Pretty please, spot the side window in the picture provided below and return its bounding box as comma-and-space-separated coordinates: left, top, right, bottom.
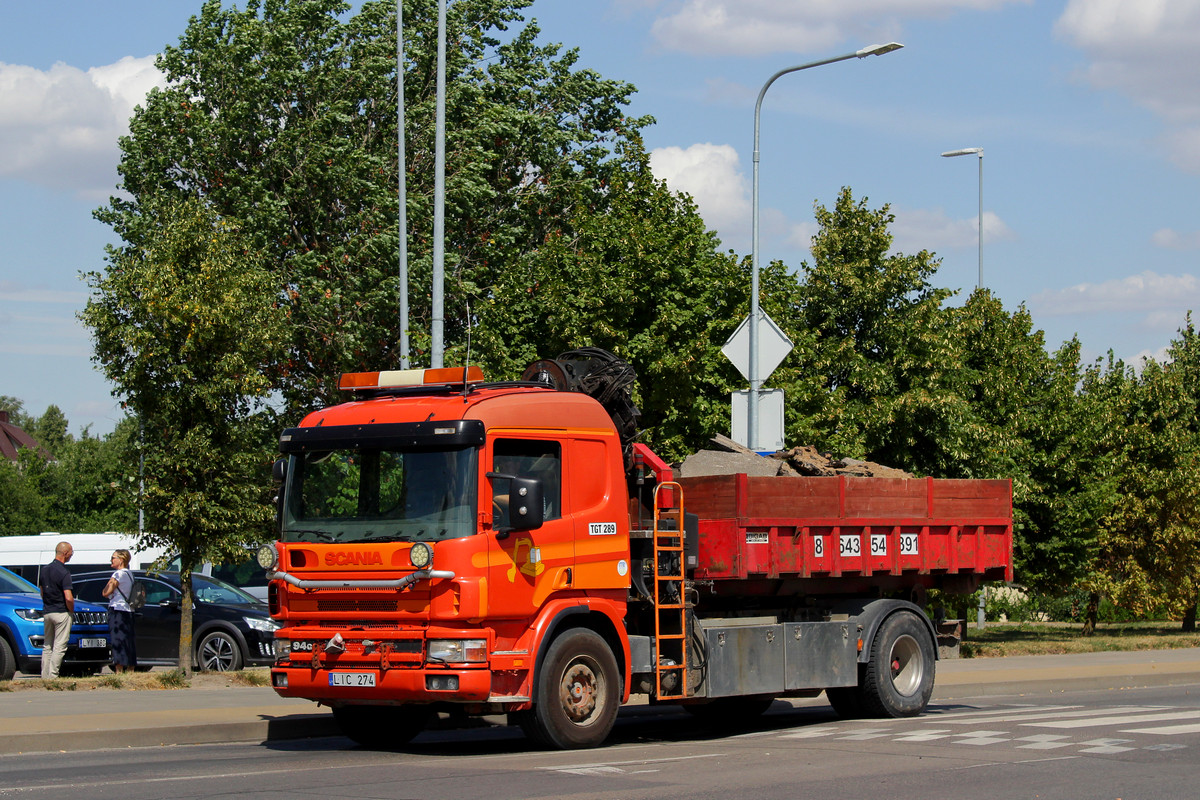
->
73, 579, 106, 604
143, 580, 176, 606
492, 439, 561, 524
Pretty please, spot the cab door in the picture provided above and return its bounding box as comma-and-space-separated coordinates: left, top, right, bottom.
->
486, 437, 574, 619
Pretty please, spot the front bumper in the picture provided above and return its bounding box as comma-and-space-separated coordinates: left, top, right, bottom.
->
271, 663, 492, 702
269, 626, 499, 704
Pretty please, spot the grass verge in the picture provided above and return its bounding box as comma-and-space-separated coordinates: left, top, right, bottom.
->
0, 667, 273, 691
960, 621, 1200, 658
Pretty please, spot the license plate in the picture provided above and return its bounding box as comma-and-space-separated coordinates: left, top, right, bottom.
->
328, 672, 376, 687
80, 638, 107, 648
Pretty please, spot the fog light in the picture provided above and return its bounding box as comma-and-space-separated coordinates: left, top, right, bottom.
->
426, 675, 459, 691
257, 543, 279, 570
272, 671, 289, 688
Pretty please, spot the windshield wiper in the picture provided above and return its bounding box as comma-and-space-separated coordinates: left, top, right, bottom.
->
355, 530, 423, 543
287, 528, 338, 542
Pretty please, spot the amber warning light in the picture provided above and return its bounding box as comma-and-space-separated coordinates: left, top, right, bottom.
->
339, 366, 485, 391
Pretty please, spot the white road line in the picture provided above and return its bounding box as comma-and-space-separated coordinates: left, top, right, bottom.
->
1078, 738, 1135, 754
1121, 722, 1200, 735
936, 706, 1166, 725
539, 752, 726, 772
1024, 710, 1200, 729
924, 705, 1081, 721
1015, 734, 1073, 750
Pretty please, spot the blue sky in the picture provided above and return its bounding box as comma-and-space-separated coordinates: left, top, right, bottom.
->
3, 0, 1200, 437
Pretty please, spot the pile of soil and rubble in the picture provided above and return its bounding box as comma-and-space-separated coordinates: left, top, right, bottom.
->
676, 434, 914, 480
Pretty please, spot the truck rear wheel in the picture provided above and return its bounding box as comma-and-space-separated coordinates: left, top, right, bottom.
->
332, 704, 431, 749
860, 611, 935, 718
524, 628, 620, 749
825, 686, 865, 719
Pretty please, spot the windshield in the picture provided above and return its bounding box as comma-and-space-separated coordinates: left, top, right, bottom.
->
0, 567, 36, 594
282, 446, 477, 544
193, 574, 260, 605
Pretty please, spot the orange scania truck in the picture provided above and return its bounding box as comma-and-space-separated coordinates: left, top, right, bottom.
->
259, 348, 1012, 749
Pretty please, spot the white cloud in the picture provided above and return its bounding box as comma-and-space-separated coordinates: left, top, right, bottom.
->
651, 0, 1029, 56
0, 283, 90, 305
1056, 1, 1200, 172
890, 207, 1014, 254
1151, 227, 1200, 250
649, 142, 750, 236
0, 55, 163, 198
1029, 271, 1200, 317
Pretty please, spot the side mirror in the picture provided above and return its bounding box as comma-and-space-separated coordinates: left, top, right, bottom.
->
486, 472, 545, 538
272, 458, 288, 483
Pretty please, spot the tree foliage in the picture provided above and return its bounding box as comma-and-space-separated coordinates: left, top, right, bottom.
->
99, 0, 649, 420
82, 196, 286, 673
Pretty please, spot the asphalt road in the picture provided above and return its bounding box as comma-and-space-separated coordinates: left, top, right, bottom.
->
2, 683, 1199, 800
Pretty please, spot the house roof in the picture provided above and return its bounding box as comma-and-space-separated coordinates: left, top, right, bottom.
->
0, 410, 47, 461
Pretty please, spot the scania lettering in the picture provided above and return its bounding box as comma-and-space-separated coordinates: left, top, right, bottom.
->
264, 352, 1012, 749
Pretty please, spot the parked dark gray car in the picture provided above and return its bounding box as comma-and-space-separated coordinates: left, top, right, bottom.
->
72, 571, 278, 671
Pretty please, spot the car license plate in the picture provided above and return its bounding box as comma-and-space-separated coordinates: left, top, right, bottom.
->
328, 672, 376, 687
80, 638, 107, 648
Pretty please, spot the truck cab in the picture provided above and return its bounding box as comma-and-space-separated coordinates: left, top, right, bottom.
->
264, 367, 635, 747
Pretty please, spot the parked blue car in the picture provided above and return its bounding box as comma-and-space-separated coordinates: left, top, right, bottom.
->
0, 565, 110, 680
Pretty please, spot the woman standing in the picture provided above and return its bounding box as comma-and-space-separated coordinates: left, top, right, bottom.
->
102, 549, 137, 673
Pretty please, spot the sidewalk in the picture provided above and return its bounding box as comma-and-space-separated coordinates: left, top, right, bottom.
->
2, 648, 1199, 755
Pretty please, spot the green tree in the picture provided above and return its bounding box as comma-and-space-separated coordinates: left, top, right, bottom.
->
98, 0, 650, 422
473, 139, 766, 458
1080, 325, 1200, 631
0, 452, 49, 536
789, 188, 959, 472
82, 197, 286, 674
32, 406, 71, 458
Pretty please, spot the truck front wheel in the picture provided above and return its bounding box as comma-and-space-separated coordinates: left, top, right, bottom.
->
524, 628, 620, 749
860, 611, 935, 717
332, 704, 432, 749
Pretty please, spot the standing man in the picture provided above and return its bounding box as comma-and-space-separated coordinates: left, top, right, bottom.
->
39, 541, 74, 679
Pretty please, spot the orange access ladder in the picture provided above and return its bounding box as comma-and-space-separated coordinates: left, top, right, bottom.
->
652, 481, 688, 701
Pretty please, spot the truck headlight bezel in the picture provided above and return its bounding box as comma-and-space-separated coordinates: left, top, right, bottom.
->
427, 639, 487, 664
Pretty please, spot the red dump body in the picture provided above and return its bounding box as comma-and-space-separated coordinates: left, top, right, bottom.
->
679, 474, 1013, 587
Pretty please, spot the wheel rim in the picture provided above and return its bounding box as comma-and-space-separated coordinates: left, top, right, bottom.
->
200, 635, 234, 671
888, 633, 924, 696
558, 658, 603, 724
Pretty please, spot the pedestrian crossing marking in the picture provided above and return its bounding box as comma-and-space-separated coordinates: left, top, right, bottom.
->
1121, 722, 1200, 736
1024, 710, 1200, 729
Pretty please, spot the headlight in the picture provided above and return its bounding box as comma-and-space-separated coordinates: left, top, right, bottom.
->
256, 543, 279, 570
244, 616, 281, 632
274, 639, 292, 661
409, 542, 432, 569
14, 609, 43, 622
427, 639, 487, 663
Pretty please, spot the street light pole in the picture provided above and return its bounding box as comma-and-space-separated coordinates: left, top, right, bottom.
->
749, 42, 904, 450
941, 147, 984, 290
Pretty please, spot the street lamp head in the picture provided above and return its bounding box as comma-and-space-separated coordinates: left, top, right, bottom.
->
942, 147, 983, 158
857, 42, 904, 57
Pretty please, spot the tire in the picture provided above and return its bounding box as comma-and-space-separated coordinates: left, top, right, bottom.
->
860, 612, 935, 718
524, 628, 620, 749
333, 705, 432, 749
825, 685, 866, 719
196, 630, 244, 672
0, 637, 14, 682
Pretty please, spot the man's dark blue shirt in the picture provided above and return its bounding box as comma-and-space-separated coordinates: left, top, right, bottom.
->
39, 560, 72, 614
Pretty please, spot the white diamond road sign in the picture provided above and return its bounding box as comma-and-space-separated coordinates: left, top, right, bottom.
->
721, 311, 794, 383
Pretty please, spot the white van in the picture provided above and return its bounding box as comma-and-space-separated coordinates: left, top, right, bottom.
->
0, 532, 168, 585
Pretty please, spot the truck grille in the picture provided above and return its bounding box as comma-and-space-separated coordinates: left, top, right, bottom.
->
316, 599, 401, 613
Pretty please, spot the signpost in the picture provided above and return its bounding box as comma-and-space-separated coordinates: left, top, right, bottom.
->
723, 312, 793, 452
